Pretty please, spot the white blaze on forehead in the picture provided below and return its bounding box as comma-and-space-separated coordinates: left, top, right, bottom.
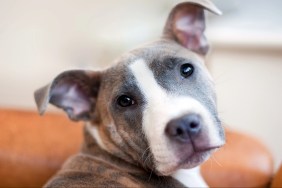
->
129, 59, 222, 173
129, 58, 168, 137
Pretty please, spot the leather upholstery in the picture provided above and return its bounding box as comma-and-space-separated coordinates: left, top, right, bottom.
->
271, 165, 282, 188
0, 108, 83, 187
0, 108, 276, 187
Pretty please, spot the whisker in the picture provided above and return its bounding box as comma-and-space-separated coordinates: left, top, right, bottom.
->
143, 147, 151, 157
143, 152, 153, 166
147, 169, 154, 181
209, 156, 213, 170
211, 155, 223, 167
140, 147, 150, 162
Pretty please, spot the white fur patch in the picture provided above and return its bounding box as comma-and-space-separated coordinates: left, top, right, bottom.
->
172, 167, 209, 187
129, 59, 221, 174
86, 123, 108, 151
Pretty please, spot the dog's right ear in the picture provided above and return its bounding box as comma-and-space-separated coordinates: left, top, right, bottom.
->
34, 70, 101, 121
163, 0, 221, 55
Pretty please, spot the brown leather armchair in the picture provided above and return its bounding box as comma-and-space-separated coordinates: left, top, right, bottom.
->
0, 108, 279, 187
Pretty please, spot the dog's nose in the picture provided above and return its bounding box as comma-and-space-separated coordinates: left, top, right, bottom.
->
165, 114, 202, 143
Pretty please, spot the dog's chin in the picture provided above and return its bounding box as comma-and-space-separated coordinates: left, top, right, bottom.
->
156, 149, 216, 176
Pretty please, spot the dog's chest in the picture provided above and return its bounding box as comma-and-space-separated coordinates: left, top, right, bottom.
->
172, 168, 208, 187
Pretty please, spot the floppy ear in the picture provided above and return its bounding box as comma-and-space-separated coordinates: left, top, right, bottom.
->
34, 70, 101, 121
163, 0, 221, 55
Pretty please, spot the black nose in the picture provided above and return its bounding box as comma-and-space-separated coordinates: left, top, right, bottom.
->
165, 114, 202, 143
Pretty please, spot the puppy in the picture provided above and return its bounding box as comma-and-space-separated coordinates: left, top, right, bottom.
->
34, 0, 225, 187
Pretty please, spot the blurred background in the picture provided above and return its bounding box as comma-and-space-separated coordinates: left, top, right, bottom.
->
0, 0, 281, 169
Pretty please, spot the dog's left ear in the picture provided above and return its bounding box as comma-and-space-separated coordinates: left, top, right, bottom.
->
34, 70, 101, 121
163, 0, 221, 55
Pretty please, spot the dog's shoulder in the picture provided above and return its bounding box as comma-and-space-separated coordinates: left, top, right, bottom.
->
44, 154, 141, 188
44, 154, 186, 188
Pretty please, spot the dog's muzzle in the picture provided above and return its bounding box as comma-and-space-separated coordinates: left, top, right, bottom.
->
164, 113, 221, 156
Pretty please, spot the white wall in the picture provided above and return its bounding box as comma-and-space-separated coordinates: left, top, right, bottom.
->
209, 46, 282, 170
0, 0, 168, 109
207, 0, 282, 169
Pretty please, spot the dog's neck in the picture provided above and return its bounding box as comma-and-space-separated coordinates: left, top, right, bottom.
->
80, 125, 188, 187
81, 124, 208, 187
81, 124, 145, 175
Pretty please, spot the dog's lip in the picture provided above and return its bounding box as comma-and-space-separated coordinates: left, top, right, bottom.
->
193, 145, 222, 153
180, 145, 223, 164
157, 145, 223, 176
155, 145, 222, 164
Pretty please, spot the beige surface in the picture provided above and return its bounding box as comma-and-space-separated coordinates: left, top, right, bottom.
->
209, 47, 282, 170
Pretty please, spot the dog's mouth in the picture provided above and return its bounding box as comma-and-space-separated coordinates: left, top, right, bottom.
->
179, 146, 219, 165
156, 146, 222, 176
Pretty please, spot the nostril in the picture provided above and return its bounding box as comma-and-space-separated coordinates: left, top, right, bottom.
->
190, 121, 198, 129
176, 127, 184, 136
165, 121, 189, 140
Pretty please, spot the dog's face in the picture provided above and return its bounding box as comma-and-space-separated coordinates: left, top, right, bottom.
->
35, 1, 225, 176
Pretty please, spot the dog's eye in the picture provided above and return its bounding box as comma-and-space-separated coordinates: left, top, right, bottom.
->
117, 95, 135, 107
180, 63, 194, 78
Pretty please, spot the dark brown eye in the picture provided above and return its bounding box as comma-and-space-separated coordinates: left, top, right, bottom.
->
117, 95, 135, 107
180, 63, 194, 78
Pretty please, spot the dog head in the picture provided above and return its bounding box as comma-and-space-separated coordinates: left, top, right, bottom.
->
34, 0, 225, 176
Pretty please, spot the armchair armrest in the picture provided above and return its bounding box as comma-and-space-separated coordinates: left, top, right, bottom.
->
0, 108, 83, 187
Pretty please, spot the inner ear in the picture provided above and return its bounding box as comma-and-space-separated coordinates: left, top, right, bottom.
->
163, 1, 221, 55
34, 70, 101, 121
50, 71, 98, 120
